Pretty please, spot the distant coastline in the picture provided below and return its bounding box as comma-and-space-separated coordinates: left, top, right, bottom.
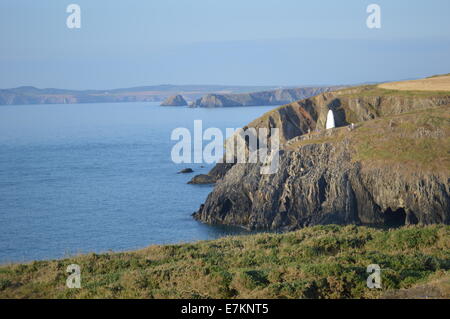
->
0, 84, 348, 107
0, 84, 278, 106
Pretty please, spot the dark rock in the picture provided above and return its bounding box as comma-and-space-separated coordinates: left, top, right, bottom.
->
178, 168, 194, 174
187, 163, 235, 184
188, 174, 216, 184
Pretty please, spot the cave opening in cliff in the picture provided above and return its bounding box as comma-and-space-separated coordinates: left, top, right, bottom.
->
383, 208, 406, 227
221, 199, 233, 215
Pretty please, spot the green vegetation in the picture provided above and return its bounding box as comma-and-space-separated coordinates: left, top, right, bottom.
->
351, 106, 450, 172
287, 134, 345, 149
0, 225, 449, 299
287, 106, 450, 173
339, 85, 450, 98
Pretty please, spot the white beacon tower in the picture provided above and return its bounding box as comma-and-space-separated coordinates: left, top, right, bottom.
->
326, 109, 335, 129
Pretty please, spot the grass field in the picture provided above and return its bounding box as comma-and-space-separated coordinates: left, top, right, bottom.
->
0, 225, 449, 299
378, 75, 450, 92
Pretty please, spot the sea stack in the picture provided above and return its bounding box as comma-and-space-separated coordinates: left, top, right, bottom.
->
326, 109, 335, 129
161, 94, 188, 106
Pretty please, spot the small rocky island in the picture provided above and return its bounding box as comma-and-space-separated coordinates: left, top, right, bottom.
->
178, 168, 194, 174
160, 94, 188, 106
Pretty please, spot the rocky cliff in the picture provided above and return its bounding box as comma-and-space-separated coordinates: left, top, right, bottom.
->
191, 86, 345, 108
160, 94, 188, 106
193, 84, 450, 230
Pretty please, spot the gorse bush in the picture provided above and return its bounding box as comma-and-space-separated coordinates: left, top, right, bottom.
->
0, 225, 449, 299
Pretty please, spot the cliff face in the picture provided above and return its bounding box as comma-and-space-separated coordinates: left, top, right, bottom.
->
194, 141, 449, 230
246, 87, 450, 142
160, 94, 188, 106
191, 86, 345, 108
193, 85, 450, 230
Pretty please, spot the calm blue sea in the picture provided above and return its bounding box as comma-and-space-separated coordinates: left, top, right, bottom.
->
0, 102, 275, 263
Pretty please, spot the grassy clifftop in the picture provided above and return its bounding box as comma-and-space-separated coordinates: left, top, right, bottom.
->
1, 225, 449, 299
238, 79, 450, 148
287, 106, 450, 173
378, 74, 450, 92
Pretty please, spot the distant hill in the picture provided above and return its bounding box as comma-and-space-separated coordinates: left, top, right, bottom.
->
0, 84, 278, 106
191, 86, 346, 107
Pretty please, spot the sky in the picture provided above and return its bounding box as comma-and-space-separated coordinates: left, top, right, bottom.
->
1, 0, 450, 89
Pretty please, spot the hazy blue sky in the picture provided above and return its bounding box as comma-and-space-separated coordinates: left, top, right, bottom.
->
1, 0, 450, 89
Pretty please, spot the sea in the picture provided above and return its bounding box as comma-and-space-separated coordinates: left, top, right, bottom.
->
0, 102, 275, 263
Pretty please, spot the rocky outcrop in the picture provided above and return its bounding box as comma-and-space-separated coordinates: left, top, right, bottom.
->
194, 141, 449, 230
188, 163, 235, 184
193, 85, 450, 230
161, 94, 188, 106
191, 86, 346, 108
188, 174, 216, 184
178, 168, 194, 174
